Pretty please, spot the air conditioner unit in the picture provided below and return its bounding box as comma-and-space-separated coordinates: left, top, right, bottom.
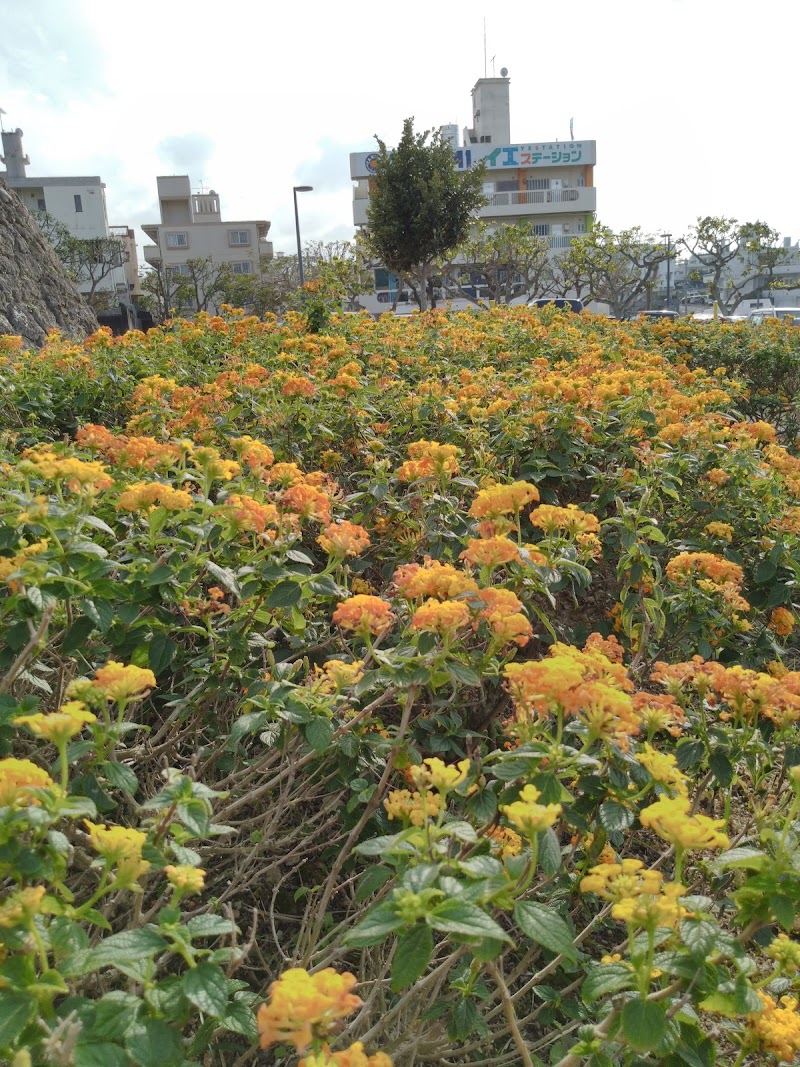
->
563, 225, 571, 233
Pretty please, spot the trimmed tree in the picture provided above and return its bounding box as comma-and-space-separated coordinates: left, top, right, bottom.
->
366, 118, 485, 311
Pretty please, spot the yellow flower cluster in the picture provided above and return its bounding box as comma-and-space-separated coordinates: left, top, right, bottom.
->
636, 743, 689, 795
165, 865, 206, 895
15, 701, 96, 745
0, 757, 55, 806
257, 967, 362, 1053
639, 795, 729, 851
116, 482, 193, 512
766, 933, 800, 976
90, 661, 156, 703
580, 858, 685, 928
747, 993, 800, 1063
393, 559, 478, 601
529, 503, 601, 536
0, 539, 50, 592
84, 820, 150, 886
703, 521, 734, 542
312, 659, 365, 693
408, 757, 470, 792
299, 1042, 391, 1067
383, 788, 442, 826
500, 784, 561, 836
18, 447, 113, 493
0, 886, 46, 929
469, 480, 540, 520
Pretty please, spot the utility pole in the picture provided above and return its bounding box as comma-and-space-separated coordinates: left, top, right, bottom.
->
662, 233, 672, 309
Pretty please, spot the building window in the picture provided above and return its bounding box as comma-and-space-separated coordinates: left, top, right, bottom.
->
74, 194, 83, 212
168, 263, 191, 277
166, 232, 189, 248
526, 178, 550, 191
532, 224, 550, 236
228, 230, 251, 246
37, 198, 46, 211
230, 261, 253, 275
374, 268, 390, 289
576, 220, 587, 233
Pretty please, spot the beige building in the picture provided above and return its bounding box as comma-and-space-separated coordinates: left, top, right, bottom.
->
142, 176, 273, 309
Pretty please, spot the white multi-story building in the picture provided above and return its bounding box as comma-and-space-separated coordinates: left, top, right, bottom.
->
142, 176, 273, 310
0, 127, 131, 306
349, 73, 596, 309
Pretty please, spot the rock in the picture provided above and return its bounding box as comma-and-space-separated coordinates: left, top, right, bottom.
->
0, 177, 97, 349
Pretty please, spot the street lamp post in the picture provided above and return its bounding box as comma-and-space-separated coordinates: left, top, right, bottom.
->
293, 185, 313, 287
662, 233, 672, 310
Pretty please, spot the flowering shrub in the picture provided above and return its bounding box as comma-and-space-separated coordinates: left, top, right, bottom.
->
0, 308, 799, 1064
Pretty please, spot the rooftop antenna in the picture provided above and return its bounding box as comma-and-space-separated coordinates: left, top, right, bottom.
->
0, 107, 5, 133
491, 54, 496, 76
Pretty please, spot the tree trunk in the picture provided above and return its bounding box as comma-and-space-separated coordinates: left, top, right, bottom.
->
416, 266, 429, 312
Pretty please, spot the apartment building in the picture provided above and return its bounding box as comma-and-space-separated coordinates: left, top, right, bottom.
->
349, 73, 596, 309
1, 127, 131, 303
142, 176, 273, 309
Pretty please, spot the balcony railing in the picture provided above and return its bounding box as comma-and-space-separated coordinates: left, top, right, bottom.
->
487, 188, 581, 207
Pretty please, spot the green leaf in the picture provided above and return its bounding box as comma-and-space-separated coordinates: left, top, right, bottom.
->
75, 1044, 129, 1067
754, 559, 778, 584
65, 927, 168, 976
430, 901, 512, 944
80, 599, 114, 633
447, 997, 487, 1041
206, 560, 241, 597
708, 749, 734, 787
514, 901, 576, 961
101, 761, 139, 796
539, 827, 562, 876
186, 914, 238, 938
266, 580, 303, 609
304, 717, 334, 754
89, 991, 141, 1040
621, 997, 667, 1051
600, 800, 634, 832
355, 865, 394, 901
144, 564, 173, 586
149, 633, 177, 675
124, 1019, 184, 1067
0, 990, 36, 1048
679, 919, 719, 959
446, 661, 481, 687
344, 904, 404, 946
62, 616, 96, 654
220, 1000, 259, 1040
769, 893, 795, 931
582, 963, 636, 1003
711, 847, 770, 873
182, 961, 230, 1018
391, 924, 433, 991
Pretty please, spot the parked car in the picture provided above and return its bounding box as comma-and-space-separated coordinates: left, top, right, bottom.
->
636, 310, 680, 320
747, 307, 800, 325
527, 298, 585, 312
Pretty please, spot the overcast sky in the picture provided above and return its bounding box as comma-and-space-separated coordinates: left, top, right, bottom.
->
2, 0, 799, 259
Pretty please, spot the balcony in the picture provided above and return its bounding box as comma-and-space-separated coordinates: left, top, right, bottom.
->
143, 245, 162, 266
479, 186, 596, 219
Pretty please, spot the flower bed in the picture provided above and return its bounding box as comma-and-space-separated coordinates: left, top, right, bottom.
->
0, 308, 799, 1066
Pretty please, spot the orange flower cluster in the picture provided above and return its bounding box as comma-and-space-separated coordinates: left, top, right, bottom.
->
318, 521, 371, 558
476, 587, 532, 647
665, 552, 744, 587
75, 424, 181, 469
393, 559, 478, 601
333, 595, 394, 638
504, 639, 638, 747
410, 597, 471, 637
223, 493, 281, 536
396, 439, 461, 481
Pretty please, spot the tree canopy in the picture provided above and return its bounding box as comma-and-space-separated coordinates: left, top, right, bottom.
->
366, 118, 486, 310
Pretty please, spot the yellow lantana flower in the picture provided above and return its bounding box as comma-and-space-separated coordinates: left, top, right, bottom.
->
500, 784, 561, 836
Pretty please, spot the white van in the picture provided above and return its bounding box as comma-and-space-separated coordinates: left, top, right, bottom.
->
747, 307, 800, 325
